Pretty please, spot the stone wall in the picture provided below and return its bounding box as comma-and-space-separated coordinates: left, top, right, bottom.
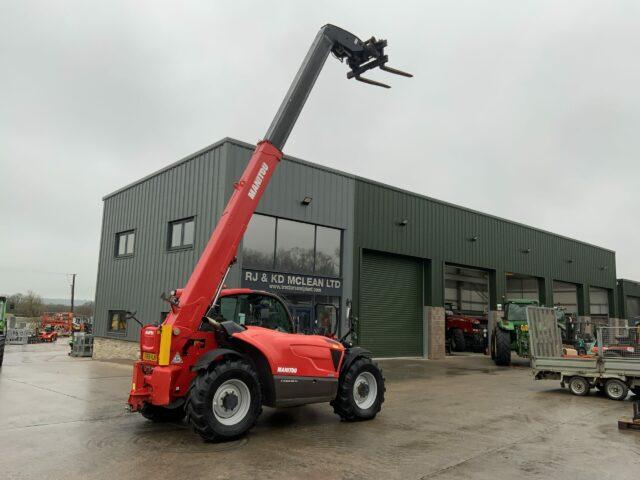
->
426, 306, 446, 360
93, 337, 139, 362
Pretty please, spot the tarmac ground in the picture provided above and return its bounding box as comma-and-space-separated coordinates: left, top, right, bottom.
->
2, 342, 639, 480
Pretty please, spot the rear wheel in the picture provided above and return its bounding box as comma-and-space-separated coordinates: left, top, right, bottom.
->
140, 403, 186, 422
604, 379, 628, 401
568, 377, 590, 396
332, 357, 385, 421
451, 329, 466, 352
494, 328, 512, 366
187, 359, 262, 442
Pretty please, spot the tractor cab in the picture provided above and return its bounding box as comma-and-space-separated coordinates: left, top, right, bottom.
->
207, 289, 341, 338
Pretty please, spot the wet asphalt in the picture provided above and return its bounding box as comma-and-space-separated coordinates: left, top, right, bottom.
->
1, 342, 639, 480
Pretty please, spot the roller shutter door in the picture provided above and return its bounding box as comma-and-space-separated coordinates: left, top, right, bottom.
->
359, 250, 423, 357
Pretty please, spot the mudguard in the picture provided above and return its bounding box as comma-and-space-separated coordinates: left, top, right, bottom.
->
191, 348, 245, 372
340, 346, 372, 376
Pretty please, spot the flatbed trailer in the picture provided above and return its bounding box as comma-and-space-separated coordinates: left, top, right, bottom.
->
528, 307, 640, 400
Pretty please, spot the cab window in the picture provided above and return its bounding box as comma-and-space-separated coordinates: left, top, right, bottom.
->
215, 294, 292, 333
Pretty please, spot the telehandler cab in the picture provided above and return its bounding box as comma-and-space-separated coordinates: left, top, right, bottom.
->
127, 24, 411, 441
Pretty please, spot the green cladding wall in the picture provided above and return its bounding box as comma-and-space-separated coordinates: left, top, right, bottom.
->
352, 180, 617, 316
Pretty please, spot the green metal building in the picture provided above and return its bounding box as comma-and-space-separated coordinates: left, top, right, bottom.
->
94, 138, 623, 359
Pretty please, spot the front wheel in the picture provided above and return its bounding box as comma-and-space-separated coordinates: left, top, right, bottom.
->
451, 329, 466, 352
568, 377, 590, 396
494, 328, 512, 367
332, 357, 385, 421
187, 360, 262, 442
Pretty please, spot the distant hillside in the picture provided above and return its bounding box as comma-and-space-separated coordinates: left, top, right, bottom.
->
43, 298, 92, 306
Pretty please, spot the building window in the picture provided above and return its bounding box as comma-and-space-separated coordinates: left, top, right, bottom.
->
243, 214, 276, 269
168, 217, 195, 250
116, 230, 135, 257
314, 226, 341, 277
108, 310, 127, 333
242, 214, 342, 277
276, 219, 315, 274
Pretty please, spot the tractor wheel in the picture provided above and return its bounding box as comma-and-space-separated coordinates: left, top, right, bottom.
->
332, 357, 385, 421
490, 332, 496, 360
451, 329, 466, 352
568, 377, 590, 396
494, 328, 512, 367
140, 403, 186, 423
604, 379, 628, 401
187, 359, 262, 442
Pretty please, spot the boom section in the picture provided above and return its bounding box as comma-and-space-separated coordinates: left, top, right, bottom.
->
161, 23, 411, 336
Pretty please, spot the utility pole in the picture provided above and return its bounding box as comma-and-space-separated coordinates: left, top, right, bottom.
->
70, 274, 76, 314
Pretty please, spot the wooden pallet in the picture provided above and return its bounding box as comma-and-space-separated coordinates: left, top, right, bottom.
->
618, 418, 640, 431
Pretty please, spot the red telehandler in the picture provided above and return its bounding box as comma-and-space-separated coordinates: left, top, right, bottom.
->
127, 24, 411, 441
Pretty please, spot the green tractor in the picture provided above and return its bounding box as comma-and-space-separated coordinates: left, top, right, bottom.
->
0, 296, 7, 367
491, 299, 539, 366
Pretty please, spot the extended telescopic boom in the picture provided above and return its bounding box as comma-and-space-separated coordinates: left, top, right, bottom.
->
155, 24, 411, 366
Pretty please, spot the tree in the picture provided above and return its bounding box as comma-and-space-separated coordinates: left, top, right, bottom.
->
74, 301, 94, 317
7, 291, 44, 317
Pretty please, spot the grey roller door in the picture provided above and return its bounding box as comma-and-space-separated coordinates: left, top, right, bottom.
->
359, 250, 423, 357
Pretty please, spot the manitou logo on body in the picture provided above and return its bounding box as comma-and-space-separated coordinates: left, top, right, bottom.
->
277, 366, 298, 374
248, 162, 269, 199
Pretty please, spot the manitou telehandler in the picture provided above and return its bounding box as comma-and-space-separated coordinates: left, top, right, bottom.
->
127, 24, 411, 441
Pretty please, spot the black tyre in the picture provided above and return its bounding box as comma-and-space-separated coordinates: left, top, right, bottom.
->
187, 359, 262, 442
494, 328, 512, 367
471, 332, 485, 353
568, 377, 590, 396
0, 342, 4, 367
332, 357, 385, 421
604, 379, 628, 401
140, 403, 186, 423
577, 348, 587, 356
490, 332, 496, 360
451, 329, 466, 352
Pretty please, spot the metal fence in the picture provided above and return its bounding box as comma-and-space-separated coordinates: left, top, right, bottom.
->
598, 326, 640, 360
6, 328, 29, 345
70, 333, 93, 357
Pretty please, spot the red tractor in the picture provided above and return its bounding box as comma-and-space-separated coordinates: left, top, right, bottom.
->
39, 325, 58, 343
445, 306, 487, 353
126, 25, 411, 441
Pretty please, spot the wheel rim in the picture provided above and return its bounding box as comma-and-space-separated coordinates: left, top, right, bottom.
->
212, 379, 251, 426
353, 371, 377, 410
572, 380, 586, 395
607, 382, 624, 399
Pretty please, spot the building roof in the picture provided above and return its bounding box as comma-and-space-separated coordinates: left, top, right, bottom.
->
103, 137, 615, 253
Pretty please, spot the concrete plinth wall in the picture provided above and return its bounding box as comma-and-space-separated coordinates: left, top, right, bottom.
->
93, 337, 139, 362
426, 306, 446, 360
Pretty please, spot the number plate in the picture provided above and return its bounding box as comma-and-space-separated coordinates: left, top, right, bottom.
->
142, 352, 157, 362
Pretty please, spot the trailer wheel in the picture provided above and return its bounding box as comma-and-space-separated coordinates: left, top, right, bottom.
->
494, 328, 512, 366
332, 357, 385, 421
140, 403, 186, 423
604, 379, 628, 401
187, 359, 262, 442
568, 377, 589, 396
451, 329, 466, 352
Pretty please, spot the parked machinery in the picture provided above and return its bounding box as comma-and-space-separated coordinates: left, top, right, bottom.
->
491, 299, 539, 366
126, 24, 412, 441
445, 305, 486, 353
0, 296, 7, 366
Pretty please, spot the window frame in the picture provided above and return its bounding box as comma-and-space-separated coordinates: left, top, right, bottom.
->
107, 310, 128, 335
167, 216, 196, 251
115, 230, 135, 258
242, 214, 343, 278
